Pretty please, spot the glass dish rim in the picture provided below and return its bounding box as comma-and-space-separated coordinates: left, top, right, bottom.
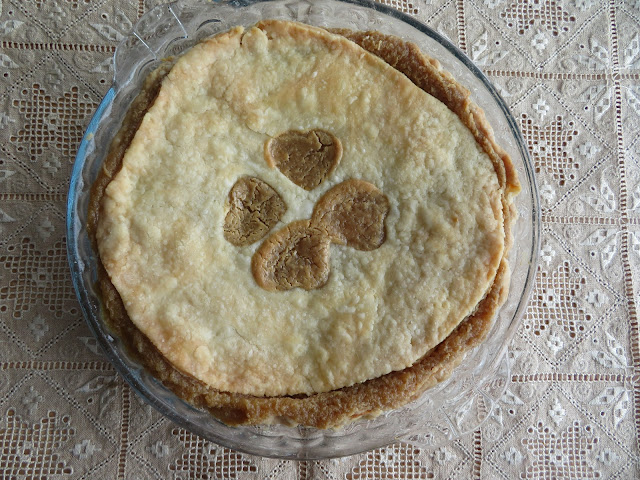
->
66, 0, 541, 460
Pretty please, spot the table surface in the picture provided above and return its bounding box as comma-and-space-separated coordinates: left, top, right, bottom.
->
1, 0, 640, 478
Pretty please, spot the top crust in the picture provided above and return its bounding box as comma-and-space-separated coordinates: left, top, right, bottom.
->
96, 21, 506, 397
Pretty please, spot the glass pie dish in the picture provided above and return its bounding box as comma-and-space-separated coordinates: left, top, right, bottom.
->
66, 0, 540, 460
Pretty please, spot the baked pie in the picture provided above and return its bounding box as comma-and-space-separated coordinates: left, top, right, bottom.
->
88, 20, 519, 428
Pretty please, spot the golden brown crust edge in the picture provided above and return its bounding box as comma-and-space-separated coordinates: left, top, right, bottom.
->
87, 61, 175, 247
89, 27, 517, 429
331, 29, 520, 197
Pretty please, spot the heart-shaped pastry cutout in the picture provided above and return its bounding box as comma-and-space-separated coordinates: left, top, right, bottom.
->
265, 129, 342, 191
223, 176, 287, 246
252, 220, 331, 291
312, 179, 390, 251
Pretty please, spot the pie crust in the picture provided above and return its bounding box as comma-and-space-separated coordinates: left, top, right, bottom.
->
88, 21, 519, 428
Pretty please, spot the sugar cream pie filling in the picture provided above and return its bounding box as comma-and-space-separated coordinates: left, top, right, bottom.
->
90, 20, 519, 427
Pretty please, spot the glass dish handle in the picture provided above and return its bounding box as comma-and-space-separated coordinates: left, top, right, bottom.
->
399, 353, 510, 448
112, 0, 394, 89
114, 1, 191, 88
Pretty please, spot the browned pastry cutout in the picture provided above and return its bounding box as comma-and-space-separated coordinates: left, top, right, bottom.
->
265, 129, 342, 190
252, 220, 331, 291
312, 179, 390, 251
223, 177, 287, 246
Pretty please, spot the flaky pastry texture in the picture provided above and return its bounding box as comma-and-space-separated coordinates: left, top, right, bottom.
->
89, 21, 519, 428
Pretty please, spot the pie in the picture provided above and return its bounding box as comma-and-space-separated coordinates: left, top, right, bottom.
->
88, 20, 520, 428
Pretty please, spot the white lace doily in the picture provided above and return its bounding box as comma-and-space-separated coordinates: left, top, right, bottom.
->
0, 0, 639, 478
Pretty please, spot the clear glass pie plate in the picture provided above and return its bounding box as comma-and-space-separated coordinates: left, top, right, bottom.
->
66, 0, 540, 460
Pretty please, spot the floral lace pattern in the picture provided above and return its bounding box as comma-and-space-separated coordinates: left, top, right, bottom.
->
1, 0, 639, 478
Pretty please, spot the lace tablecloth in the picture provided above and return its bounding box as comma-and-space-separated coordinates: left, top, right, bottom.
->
1, 0, 639, 478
